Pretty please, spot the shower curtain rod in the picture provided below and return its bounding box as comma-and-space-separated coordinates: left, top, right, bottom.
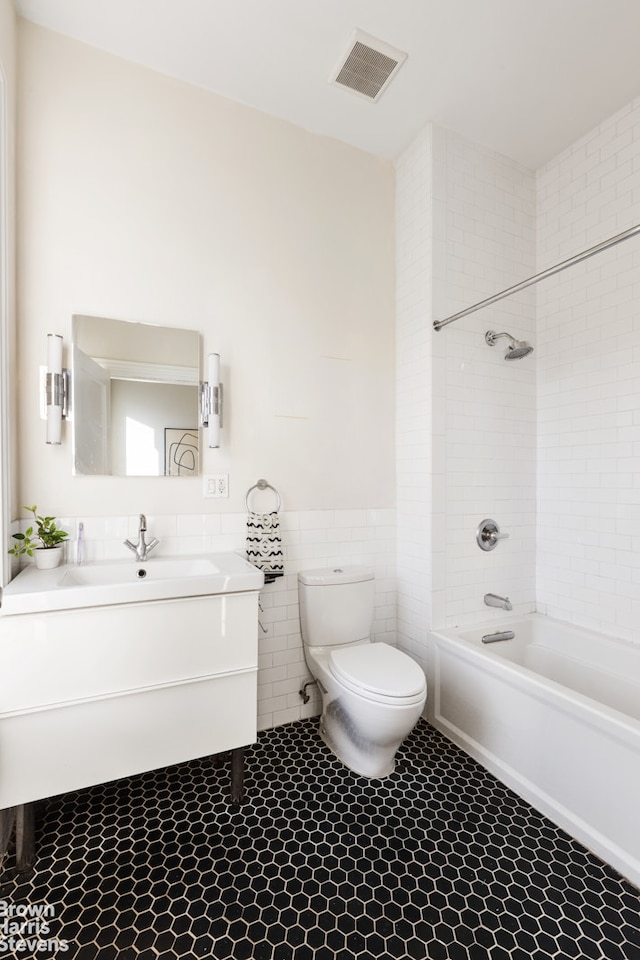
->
433, 222, 640, 331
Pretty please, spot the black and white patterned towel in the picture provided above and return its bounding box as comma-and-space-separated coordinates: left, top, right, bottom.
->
246, 511, 284, 583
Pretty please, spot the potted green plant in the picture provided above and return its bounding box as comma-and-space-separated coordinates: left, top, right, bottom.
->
8, 505, 69, 569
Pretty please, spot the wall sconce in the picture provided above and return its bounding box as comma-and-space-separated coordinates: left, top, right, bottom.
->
43, 334, 69, 445
200, 353, 223, 448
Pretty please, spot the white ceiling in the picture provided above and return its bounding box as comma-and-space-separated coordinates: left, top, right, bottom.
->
13, 0, 640, 169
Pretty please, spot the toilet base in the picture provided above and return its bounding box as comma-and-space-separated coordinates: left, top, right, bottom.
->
318, 708, 398, 780
319, 722, 396, 779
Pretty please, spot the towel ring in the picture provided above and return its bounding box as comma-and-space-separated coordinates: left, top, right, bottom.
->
245, 478, 281, 513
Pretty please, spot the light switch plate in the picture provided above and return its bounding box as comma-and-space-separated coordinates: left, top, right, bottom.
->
204, 474, 228, 498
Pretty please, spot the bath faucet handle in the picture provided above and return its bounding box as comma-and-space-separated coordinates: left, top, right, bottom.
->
476, 518, 509, 552
491, 529, 509, 542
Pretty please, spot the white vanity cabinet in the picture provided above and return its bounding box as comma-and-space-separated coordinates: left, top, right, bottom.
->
0, 589, 260, 809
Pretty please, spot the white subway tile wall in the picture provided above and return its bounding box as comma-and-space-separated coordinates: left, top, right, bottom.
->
537, 95, 640, 642
54, 509, 396, 731
396, 106, 640, 645
432, 129, 537, 627
397, 126, 537, 632
395, 126, 433, 665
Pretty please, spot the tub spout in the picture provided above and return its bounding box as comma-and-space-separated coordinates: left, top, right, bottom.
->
484, 593, 512, 611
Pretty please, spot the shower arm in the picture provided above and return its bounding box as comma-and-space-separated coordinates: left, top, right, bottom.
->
485, 331, 516, 346
433, 222, 640, 331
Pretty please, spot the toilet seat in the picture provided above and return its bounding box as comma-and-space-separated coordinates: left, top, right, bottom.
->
329, 644, 426, 706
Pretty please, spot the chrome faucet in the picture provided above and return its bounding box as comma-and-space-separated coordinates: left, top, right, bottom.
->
484, 593, 512, 611
124, 514, 159, 562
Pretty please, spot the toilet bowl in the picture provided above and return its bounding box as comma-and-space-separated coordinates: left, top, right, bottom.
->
298, 566, 427, 778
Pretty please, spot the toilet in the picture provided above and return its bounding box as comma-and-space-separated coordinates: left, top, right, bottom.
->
298, 565, 427, 779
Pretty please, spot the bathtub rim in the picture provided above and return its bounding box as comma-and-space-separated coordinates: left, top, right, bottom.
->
431, 613, 640, 744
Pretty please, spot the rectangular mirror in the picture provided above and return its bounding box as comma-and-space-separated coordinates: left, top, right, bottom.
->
71, 315, 200, 477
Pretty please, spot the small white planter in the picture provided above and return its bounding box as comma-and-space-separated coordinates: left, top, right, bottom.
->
33, 546, 64, 570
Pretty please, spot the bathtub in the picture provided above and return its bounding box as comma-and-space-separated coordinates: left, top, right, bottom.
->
429, 614, 640, 889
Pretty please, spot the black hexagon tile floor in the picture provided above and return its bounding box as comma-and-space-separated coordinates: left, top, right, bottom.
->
1, 719, 639, 959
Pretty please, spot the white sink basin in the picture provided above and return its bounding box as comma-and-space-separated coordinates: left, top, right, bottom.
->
0, 552, 264, 615
62, 556, 218, 587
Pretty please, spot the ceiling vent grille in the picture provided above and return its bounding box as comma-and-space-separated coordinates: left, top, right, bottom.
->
330, 29, 407, 102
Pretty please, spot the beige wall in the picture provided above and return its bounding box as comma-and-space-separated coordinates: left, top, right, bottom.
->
16, 21, 395, 516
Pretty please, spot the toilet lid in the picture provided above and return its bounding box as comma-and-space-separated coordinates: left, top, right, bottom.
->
329, 644, 426, 700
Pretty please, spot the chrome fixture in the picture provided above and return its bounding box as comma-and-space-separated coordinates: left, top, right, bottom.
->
245, 478, 282, 513
482, 630, 515, 644
299, 679, 319, 704
124, 514, 159, 561
433, 222, 640, 330
476, 518, 509, 552
258, 599, 268, 635
484, 593, 512, 611
200, 353, 223, 448
485, 330, 533, 360
42, 334, 69, 444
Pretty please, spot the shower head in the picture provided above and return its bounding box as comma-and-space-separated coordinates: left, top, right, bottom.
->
485, 330, 534, 360
505, 341, 534, 360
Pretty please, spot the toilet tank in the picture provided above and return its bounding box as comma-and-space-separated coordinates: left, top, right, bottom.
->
298, 566, 375, 647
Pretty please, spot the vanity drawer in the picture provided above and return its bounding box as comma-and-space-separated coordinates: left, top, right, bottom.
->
0, 592, 259, 713
0, 669, 257, 808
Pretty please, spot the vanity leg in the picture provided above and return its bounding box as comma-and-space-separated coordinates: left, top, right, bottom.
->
15, 803, 35, 875
230, 748, 245, 804
0, 808, 15, 862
